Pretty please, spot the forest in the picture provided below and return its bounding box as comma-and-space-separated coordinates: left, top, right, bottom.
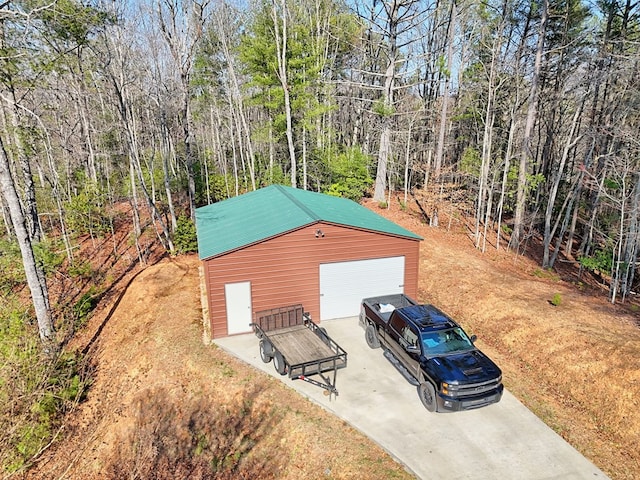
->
0, 0, 639, 474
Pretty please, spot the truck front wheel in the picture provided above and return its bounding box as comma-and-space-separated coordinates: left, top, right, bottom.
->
259, 340, 273, 363
273, 352, 287, 376
418, 382, 438, 412
365, 324, 381, 349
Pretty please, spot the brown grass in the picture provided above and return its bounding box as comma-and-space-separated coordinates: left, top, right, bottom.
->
25, 256, 413, 480
370, 196, 640, 480
22, 197, 640, 480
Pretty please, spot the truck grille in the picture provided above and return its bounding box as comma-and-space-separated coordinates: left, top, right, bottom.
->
456, 377, 502, 398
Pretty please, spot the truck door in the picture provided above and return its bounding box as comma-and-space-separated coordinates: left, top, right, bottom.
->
388, 315, 421, 379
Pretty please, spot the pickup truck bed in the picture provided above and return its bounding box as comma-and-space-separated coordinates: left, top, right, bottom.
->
361, 294, 417, 323
252, 305, 347, 395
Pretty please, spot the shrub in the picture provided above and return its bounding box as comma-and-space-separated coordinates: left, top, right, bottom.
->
65, 188, 110, 237
551, 293, 562, 306
72, 287, 100, 328
68, 260, 94, 279
500, 224, 513, 235
532, 268, 560, 282
173, 215, 198, 254
323, 146, 372, 201
0, 305, 90, 473
460, 147, 481, 177
0, 239, 24, 292
579, 248, 613, 276
32, 240, 65, 275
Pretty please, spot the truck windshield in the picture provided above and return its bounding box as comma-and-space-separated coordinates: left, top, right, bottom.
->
421, 328, 474, 355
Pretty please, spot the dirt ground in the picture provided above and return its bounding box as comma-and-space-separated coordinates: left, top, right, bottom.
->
21, 198, 640, 480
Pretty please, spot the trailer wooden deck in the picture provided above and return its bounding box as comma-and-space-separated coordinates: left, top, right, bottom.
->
266, 325, 336, 366
252, 304, 348, 395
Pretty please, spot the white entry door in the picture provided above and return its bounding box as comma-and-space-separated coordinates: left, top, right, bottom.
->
225, 282, 252, 335
319, 256, 405, 320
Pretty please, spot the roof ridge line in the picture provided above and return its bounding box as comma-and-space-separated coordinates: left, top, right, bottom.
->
275, 185, 320, 221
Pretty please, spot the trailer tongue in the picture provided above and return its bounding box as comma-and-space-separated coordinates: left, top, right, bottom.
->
251, 305, 348, 397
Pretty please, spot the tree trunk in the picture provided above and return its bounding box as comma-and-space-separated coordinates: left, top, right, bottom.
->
216, 5, 257, 191
542, 102, 583, 267
4, 99, 42, 241
374, 124, 391, 202
372, 1, 401, 203
160, 111, 177, 231
496, 103, 517, 250
434, 0, 456, 179
620, 173, 640, 300
0, 135, 54, 344
510, 0, 547, 251
272, 0, 297, 188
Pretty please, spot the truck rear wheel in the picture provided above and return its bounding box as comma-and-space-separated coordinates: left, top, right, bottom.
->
259, 340, 273, 363
365, 324, 381, 349
418, 382, 437, 412
273, 352, 287, 376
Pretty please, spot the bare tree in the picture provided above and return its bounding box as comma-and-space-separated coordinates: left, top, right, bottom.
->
355, 0, 431, 203
0, 135, 54, 343
433, 0, 456, 180
156, 0, 210, 216
271, 0, 298, 187
510, 0, 548, 250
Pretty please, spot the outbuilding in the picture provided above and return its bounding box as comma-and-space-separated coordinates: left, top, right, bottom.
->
196, 185, 422, 339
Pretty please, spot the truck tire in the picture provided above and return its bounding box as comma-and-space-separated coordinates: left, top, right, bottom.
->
273, 351, 287, 376
418, 382, 438, 412
259, 340, 273, 363
365, 324, 381, 349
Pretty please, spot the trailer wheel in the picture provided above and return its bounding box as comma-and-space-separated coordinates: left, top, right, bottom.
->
259, 340, 273, 363
418, 382, 437, 412
365, 324, 381, 349
273, 352, 287, 375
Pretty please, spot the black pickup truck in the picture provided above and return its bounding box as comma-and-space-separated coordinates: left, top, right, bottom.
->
360, 294, 503, 412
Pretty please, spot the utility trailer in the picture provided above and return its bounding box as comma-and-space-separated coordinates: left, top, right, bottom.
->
251, 304, 347, 396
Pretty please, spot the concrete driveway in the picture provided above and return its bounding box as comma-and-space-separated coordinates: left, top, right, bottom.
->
214, 316, 609, 480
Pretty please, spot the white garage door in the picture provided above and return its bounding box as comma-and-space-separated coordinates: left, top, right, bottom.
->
319, 257, 405, 320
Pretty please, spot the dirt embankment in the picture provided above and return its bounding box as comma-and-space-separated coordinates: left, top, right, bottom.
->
26, 256, 413, 480
24, 199, 640, 480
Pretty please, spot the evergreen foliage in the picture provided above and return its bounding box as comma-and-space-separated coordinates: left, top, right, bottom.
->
324, 146, 373, 201
173, 215, 198, 254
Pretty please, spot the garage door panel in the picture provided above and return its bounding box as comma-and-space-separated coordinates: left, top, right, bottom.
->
320, 257, 404, 320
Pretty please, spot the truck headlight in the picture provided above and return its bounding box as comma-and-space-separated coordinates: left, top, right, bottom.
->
441, 382, 459, 396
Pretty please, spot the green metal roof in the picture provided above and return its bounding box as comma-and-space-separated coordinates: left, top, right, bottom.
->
195, 185, 422, 260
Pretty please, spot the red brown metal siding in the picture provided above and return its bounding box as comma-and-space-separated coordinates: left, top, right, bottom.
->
202, 222, 420, 338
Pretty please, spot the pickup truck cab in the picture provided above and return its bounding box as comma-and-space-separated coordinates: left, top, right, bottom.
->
360, 294, 503, 412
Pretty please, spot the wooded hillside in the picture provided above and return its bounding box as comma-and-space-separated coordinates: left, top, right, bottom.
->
1, 0, 639, 474
3, 0, 640, 303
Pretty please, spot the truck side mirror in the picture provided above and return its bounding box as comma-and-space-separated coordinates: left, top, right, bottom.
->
470, 334, 477, 343
405, 344, 420, 354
